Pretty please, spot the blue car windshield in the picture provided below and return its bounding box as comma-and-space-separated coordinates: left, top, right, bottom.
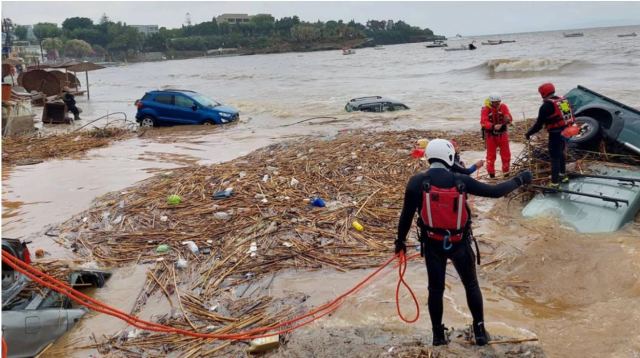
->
192, 94, 221, 108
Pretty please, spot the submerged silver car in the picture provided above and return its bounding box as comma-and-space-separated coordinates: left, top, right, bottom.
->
344, 96, 410, 112
2, 238, 110, 358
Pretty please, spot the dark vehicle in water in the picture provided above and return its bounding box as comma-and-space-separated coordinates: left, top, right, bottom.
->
565, 85, 640, 155
135, 89, 239, 127
344, 96, 410, 112
2, 238, 111, 358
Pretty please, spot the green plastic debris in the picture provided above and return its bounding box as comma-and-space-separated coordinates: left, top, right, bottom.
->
156, 244, 170, 253
167, 194, 182, 205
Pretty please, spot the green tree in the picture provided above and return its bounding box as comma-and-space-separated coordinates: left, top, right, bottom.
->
92, 44, 106, 58
64, 39, 93, 58
33, 22, 61, 40
41, 37, 63, 60
41, 37, 63, 51
14, 25, 28, 41
250, 14, 275, 36
290, 24, 320, 42
70, 27, 107, 47
274, 16, 300, 37
62, 17, 94, 32
143, 31, 168, 52
99, 13, 110, 25
106, 25, 142, 59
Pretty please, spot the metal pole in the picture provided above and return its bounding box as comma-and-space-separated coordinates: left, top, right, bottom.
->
85, 71, 90, 100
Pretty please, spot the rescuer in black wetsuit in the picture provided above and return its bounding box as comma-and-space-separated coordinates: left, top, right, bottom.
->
394, 139, 532, 346
62, 87, 81, 120
525, 82, 575, 188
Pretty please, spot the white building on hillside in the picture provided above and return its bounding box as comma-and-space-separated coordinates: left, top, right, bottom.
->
131, 25, 159, 36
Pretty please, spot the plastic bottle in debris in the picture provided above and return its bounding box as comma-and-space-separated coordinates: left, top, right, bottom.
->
410, 148, 425, 159
183, 241, 199, 255
213, 187, 234, 200
311, 197, 326, 207
416, 138, 429, 149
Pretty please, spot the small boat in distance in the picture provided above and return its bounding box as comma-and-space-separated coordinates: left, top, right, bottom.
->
481, 39, 516, 45
342, 48, 356, 55
425, 40, 448, 48
617, 32, 637, 37
563, 32, 584, 38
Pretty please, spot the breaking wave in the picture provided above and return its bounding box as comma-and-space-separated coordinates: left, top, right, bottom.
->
485, 58, 582, 73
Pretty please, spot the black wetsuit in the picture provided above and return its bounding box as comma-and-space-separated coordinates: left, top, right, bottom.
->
452, 154, 477, 176
62, 92, 80, 119
397, 166, 521, 330
525, 98, 566, 183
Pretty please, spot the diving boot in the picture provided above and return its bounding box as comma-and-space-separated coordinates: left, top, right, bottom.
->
432, 324, 450, 346
489, 173, 496, 179
560, 173, 570, 184
74, 114, 81, 121
473, 321, 491, 346
502, 171, 511, 179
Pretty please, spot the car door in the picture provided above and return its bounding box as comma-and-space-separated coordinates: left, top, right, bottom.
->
3, 307, 66, 357
151, 94, 174, 123
173, 95, 201, 124
3, 291, 86, 357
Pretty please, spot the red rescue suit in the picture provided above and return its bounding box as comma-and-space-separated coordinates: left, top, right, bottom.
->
480, 102, 512, 175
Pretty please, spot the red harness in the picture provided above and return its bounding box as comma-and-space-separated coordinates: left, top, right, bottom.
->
419, 178, 469, 245
545, 96, 575, 130
487, 106, 508, 125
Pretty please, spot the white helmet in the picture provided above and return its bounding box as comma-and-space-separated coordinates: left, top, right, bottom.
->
425, 138, 455, 167
489, 93, 502, 102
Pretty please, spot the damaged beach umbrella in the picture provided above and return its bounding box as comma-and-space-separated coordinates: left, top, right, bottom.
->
66, 61, 105, 100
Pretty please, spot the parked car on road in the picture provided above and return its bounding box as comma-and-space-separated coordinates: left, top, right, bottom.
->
565, 85, 640, 155
2, 238, 111, 358
135, 89, 239, 127
344, 96, 410, 112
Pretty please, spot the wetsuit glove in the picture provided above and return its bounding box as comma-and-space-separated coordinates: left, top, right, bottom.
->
394, 239, 407, 254
514, 170, 533, 186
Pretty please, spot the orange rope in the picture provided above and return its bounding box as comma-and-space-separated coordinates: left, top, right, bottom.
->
1, 250, 422, 340
395, 251, 420, 323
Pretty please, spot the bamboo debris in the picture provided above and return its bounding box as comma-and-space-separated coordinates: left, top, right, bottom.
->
2, 127, 133, 166
52, 126, 585, 355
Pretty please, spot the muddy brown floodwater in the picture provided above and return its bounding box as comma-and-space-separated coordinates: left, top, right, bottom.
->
6, 141, 635, 358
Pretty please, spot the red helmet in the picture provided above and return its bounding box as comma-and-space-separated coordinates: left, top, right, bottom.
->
538, 83, 555, 98
450, 139, 460, 153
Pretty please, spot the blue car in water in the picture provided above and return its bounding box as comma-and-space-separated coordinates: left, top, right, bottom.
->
135, 89, 239, 127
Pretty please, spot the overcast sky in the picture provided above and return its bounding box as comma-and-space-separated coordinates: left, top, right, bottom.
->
3, 1, 640, 37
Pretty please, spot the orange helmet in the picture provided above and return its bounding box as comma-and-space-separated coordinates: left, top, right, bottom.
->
538, 83, 555, 98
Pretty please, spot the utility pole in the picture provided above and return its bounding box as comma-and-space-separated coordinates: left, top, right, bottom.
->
2, 18, 14, 59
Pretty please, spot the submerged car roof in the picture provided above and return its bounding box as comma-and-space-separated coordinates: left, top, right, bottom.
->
348, 96, 402, 106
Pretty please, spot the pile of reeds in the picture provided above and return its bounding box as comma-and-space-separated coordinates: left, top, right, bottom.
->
2, 127, 133, 166
52, 123, 577, 356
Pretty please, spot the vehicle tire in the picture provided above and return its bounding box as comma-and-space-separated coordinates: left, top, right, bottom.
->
140, 116, 156, 128
203, 119, 216, 125
569, 116, 600, 147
